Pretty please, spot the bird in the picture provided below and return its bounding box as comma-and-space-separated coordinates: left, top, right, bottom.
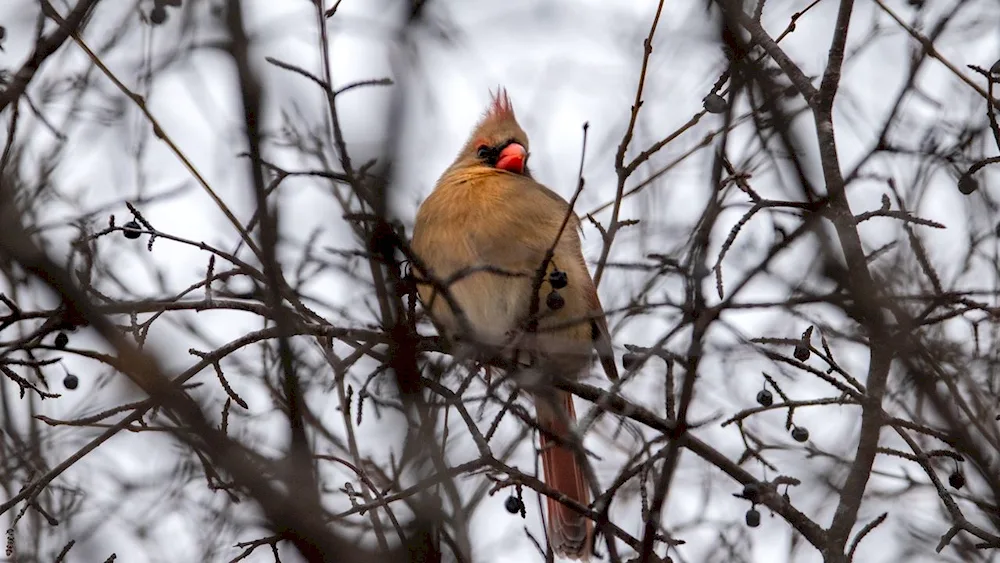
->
410, 89, 618, 559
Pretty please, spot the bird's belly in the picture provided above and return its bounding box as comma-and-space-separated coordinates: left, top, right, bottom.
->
445, 272, 527, 344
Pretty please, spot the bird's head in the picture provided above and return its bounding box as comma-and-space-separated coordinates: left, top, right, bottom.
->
453, 88, 530, 176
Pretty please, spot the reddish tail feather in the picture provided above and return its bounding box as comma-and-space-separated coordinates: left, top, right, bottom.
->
538, 391, 592, 560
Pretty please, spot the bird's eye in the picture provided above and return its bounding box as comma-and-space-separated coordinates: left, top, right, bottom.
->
476, 145, 490, 159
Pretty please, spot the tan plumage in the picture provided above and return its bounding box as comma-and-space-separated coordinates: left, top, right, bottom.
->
410, 90, 616, 559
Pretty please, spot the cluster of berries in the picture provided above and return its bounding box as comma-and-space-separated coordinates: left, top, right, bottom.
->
755, 387, 809, 442
546, 269, 567, 311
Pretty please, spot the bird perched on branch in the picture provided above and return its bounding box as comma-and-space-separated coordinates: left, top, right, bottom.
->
410, 89, 617, 559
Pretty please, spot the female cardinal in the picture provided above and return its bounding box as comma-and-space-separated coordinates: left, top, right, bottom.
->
410, 89, 618, 559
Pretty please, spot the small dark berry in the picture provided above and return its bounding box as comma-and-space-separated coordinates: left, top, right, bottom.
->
622, 352, 643, 371
791, 426, 809, 442
149, 6, 168, 25
54, 332, 69, 349
548, 270, 568, 289
745, 507, 761, 527
756, 389, 773, 407
504, 495, 523, 514
742, 483, 760, 503
703, 93, 727, 114
958, 175, 978, 195
546, 290, 565, 311
949, 471, 965, 490
793, 344, 810, 361
123, 221, 143, 239
63, 374, 79, 390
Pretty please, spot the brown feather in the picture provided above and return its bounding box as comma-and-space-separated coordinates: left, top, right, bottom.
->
538, 392, 592, 560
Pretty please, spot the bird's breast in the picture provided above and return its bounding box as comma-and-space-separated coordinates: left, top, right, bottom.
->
412, 179, 532, 343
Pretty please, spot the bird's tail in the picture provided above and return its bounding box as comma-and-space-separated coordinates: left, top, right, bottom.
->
537, 391, 592, 560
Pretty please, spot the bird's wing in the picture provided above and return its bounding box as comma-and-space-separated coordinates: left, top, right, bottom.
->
526, 178, 619, 382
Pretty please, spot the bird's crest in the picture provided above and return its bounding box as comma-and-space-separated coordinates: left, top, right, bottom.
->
483, 87, 516, 123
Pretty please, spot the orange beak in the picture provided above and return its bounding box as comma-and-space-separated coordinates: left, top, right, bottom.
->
496, 143, 527, 174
